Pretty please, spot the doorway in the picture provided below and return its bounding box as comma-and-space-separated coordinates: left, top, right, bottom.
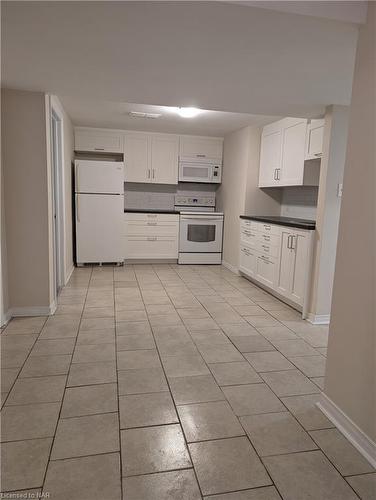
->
51, 107, 64, 299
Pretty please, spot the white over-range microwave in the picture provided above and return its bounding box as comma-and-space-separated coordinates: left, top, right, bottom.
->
178, 157, 222, 184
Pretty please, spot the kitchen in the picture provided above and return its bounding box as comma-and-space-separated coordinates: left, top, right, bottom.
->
72, 108, 329, 322
1, 2, 375, 499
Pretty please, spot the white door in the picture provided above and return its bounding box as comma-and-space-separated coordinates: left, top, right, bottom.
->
76, 194, 123, 263
259, 129, 282, 187
276, 230, 294, 298
280, 119, 307, 186
124, 134, 150, 183
290, 232, 309, 305
151, 135, 178, 184
75, 161, 124, 194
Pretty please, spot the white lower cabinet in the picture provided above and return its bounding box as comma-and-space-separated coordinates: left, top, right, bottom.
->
124, 213, 179, 260
239, 219, 313, 315
239, 244, 257, 277
255, 254, 278, 288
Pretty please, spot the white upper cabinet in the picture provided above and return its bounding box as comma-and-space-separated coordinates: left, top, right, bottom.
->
305, 119, 325, 160
259, 125, 283, 187
179, 135, 223, 161
124, 133, 150, 183
258, 117, 322, 187
151, 134, 179, 184
75, 128, 123, 153
280, 118, 308, 186
124, 132, 178, 185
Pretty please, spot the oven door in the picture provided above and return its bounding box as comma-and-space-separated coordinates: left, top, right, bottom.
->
179, 162, 213, 183
179, 215, 223, 253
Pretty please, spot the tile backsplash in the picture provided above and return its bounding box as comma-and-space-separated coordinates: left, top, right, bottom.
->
124, 183, 217, 210
280, 187, 318, 220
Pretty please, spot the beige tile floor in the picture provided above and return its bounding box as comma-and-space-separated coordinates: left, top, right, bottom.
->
1, 264, 375, 500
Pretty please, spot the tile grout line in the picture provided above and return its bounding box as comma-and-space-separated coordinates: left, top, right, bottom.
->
1, 317, 49, 409
136, 263, 205, 500
40, 266, 93, 495
113, 264, 125, 500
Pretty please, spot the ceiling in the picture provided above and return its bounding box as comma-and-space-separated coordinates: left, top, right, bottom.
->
227, 1, 368, 24
2, 2, 360, 118
59, 97, 279, 136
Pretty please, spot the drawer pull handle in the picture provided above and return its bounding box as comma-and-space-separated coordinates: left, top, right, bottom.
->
147, 214, 157, 218
147, 237, 157, 241
147, 222, 157, 226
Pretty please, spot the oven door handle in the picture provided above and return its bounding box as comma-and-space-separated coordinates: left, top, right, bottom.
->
180, 217, 223, 222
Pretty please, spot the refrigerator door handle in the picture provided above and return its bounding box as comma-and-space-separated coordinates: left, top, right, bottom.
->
76, 194, 80, 222
75, 163, 80, 192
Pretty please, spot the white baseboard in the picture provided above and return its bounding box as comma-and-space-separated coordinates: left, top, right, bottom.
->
317, 393, 376, 468
64, 264, 75, 286
221, 260, 239, 275
8, 300, 57, 318
307, 313, 330, 325
1, 310, 11, 328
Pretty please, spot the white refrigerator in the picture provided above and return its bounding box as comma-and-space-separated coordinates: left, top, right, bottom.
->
75, 160, 124, 264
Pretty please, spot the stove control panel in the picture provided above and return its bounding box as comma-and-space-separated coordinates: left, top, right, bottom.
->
174, 195, 215, 207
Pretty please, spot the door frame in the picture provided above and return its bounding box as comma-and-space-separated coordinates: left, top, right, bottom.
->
49, 96, 67, 299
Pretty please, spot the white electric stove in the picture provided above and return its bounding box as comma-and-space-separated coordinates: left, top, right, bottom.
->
174, 195, 224, 264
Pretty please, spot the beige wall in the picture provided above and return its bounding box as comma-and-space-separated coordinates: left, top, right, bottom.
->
217, 126, 281, 269
309, 105, 349, 320
217, 127, 249, 268
2, 89, 53, 311
324, 2, 376, 441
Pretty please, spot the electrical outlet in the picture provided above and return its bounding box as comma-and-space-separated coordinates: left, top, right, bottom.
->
337, 183, 343, 198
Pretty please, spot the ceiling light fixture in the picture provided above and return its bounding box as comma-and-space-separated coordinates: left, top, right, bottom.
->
176, 107, 201, 118
128, 111, 162, 119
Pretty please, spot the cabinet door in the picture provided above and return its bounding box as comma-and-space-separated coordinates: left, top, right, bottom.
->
276, 230, 294, 298
239, 245, 256, 277
255, 255, 277, 288
179, 136, 223, 160
305, 119, 325, 160
290, 232, 309, 306
124, 134, 150, 183
75, 128, 123, 153
280, 119, 307, 186
151, 135, 179, 184
258, 129, 282, 187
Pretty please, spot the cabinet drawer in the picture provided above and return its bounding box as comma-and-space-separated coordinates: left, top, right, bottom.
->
125, 222, 179, 237
125, 213, 179, 222
256, 232, 280, 247
251, 221, 281, 236
125, 236, 178, 259
256, 241, 279, 258
240, 228, 258, 248
240, 219, 252, 228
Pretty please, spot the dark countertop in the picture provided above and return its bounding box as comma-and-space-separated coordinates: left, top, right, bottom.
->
125, 208, 180, 214
240, 215, 316, 230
